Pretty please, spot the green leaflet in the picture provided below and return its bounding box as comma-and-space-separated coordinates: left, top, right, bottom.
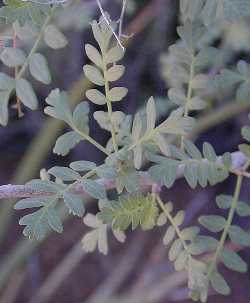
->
63, 192, 85, 217
84, 17, 127, 104
45, 89, 90, 156
16, 78, 38, 110
15, 179, 65, 239
98, 194, 158, 231
29, 53, 51, 84
188, 259, 208, 303
188, 235, 218, 255
0, 90, 12, 126
148, 140, 230, 189
0, 0, 49, 25
228, 225, 250, 246
220, 247, 247, 273
81, 179, 107, 200
53, 131, 82, 156
242, 125, 250, 142
214, 60, 250, 103
70, 160, 97, 172
199, 215, 226, 232
115, 166, 139, 193
44, 24, 68, 49
13, 20, 38, 41
180, 0, 250, 24
94, 110, 131, 136
82, 214, 108, 255
216, 194, 250, 216
131, 98, 194, 169
210, 270, 230, 295
156, 197, 208, 301
15, 196, 50, 210
0, 47, 26, 67
19, 199, 63, 240
48, 166, 81, 181
82, 213, 126, 255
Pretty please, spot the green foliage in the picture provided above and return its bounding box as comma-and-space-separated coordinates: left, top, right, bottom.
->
148, 140, 230, 189
98, 194, 158, 231
0, 0, 49, 25
44, 89, 90, 156
1, 1, 250, 302
181, 0, 250, 24
82, 213, 125, 255
156, 197, 209, 302
0, 2, 68, 126
214, 60, 250, 103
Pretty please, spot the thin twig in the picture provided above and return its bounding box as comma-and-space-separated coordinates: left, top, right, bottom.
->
118, 0, 127, 39
96, 0, 125, 50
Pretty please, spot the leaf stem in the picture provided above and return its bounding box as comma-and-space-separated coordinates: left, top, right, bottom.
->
156, 195, 189, 252
102, 57, 119, 152
181, 56, 194, 150
73, 127, 110, 155
207, 174, 243, 278
16, 5, 57, 79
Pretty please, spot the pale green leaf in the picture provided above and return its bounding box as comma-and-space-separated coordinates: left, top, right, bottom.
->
173, 210, 185, 226
174, 250, 188, 271
210, 270, 230, 295
70, 160, 96, 172
72, 101, 89, 133
81, 179, 106, 199
163, 225, 175, 246
53, 131, 82, 156
146, 96, 156, 132
16, 78, 38, 110
63, 192, 85, 217
0, 73, 15, 90
168, 88, 186, 106
183, 139, 202, 160
216, 195, 232, 209
26, 179, 63, 193
169, 238, 183, 261
45, 89, 72, 124
44, 24, 68, 49
83, 65, 104, 86
0, 90, 11, 126
48, 166, 81, 181
105, 45, 125, 63
47, 208, 63, 233
108, 87, 128, 102
242, 126, 250, 142
199, 215, 226, 232
29, 53, 51, 84
86, 89, 106, 105
157, 212, 167, 226
229, 225, 250, 246
0, 47, 26, 67
221, 247, 247, 272
106, 65, 125, 82
15, 197, 47, 209
85, 43, 103, 68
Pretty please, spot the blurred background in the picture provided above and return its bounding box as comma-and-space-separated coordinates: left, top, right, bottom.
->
1, 0, 250, 302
